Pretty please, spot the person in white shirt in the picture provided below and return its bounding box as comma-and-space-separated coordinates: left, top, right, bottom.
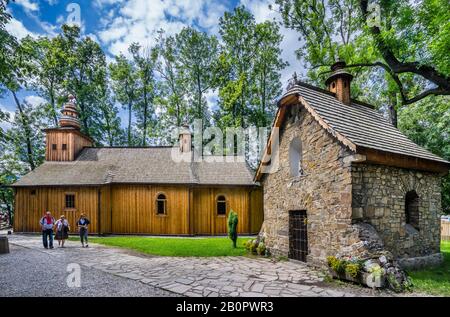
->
54, 215, 70, 248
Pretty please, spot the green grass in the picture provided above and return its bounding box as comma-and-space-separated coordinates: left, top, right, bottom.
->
408, 240, 450, 296
69, 236, 248, 257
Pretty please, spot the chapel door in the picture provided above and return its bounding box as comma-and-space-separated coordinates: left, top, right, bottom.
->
289, 210, 308, 262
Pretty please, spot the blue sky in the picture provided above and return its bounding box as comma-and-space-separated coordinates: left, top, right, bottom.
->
1, 0, 302, 128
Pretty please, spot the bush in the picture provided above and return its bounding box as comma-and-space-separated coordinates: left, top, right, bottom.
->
227, 210, 238, 248
326, 256, 346, 274
345, 263, 361, 278
256, 242, 266, 256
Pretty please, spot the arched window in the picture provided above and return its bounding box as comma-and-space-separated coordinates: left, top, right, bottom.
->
405, 190, 419, 230
156, 193, 167, 215
289, 138, 303, 177
217, 195, 227, 216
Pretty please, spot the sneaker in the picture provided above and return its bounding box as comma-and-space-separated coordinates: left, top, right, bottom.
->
81, 244, 84, 248
85, 245, 89, 248
44, 247, 48, 249
50, 246, 54, 249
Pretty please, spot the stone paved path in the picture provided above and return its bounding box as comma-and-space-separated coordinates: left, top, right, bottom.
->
6, 234, 388, 297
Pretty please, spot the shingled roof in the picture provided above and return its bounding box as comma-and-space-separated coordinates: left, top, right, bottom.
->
12, 147, 255, 187
255, 82, 449, 180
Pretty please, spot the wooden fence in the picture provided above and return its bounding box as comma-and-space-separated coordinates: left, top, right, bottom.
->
442, 220, 450, 241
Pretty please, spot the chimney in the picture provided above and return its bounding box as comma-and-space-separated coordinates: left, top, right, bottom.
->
179, 124, 191, 153
325, 61, 353, 105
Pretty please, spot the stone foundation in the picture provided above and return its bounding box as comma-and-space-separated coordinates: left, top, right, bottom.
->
397, 253, 443, 270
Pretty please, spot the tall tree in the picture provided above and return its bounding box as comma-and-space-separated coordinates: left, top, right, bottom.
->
58, 25, 108, 142
129, 43, 158, 146
175, 27, 219, 124
273, 0, 450, 125
109, 54, 138, 145
216, 6, 287, 129
155, 31, 188, 129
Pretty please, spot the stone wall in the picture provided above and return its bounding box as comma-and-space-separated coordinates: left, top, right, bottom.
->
261, 105, 359, 265
351, 164, 442, 258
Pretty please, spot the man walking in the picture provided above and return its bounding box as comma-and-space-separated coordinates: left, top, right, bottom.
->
40, 211, 55, 249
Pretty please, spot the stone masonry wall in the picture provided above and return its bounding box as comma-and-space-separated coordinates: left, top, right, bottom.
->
261, 105, 360, 265
351, 164, 442, 258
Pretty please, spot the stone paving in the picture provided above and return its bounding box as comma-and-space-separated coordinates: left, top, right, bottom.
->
6, 234, 387, 297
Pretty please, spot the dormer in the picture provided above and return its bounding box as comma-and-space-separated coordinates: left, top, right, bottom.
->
44, 95, 93, 161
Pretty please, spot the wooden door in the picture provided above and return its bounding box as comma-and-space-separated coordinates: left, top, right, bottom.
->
289, 210, 308, 262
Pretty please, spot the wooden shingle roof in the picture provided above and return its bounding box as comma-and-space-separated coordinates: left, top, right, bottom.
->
12, 147, 255, 187
255, 82, 449, 180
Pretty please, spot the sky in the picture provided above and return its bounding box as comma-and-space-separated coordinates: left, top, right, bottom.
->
1, 0, 304, 129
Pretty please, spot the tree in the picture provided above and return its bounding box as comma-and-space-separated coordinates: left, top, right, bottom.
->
129, 43, 158, 146
398, 96, 450, 214
109, 54, 139, 145
58, 25, 108, 142
273, 0, 450, 124
155, 31, 188, 130
21, 36, 66, 126
216, 6, 287, 129
227, 209, 239, 248
175, 27, 219, 125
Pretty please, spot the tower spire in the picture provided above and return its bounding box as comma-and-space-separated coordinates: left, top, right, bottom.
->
59, 94, 81, 129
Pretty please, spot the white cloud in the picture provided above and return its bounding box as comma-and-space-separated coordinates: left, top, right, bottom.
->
5, 17, 38, 39
15, 0, 39, 12
96, 0, 230, 57
24, 95, 47, 108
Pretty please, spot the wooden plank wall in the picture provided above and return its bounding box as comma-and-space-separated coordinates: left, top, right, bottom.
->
442, 221, 450, 241
193, 187, 263, 235
14, 186, 100, 233
14, 185, 264, 235
45, 131, 92, 161
110, 185, 190, 234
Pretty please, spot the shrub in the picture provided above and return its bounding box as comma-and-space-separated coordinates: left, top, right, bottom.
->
227, 210, 238, 248
345, 263, 361, 278
256, 242, 266, 256
327, 256, 346, 274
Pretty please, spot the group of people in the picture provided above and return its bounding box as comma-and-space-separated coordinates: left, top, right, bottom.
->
39, 211, 90, 249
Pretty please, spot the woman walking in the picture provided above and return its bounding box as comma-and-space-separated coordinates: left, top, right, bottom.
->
76, 213, 90, 248
55, 215, 70, 247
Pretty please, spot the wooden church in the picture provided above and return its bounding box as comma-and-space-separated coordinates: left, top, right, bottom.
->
12, 96, 263, 235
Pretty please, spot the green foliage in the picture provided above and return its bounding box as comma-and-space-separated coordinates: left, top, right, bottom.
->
227, 209, 238, 248
256, 242, 266, 256
327, 256, 347, 274
398, 96, 450, 213
409, 241, 450, 296
345, 263, 361, 278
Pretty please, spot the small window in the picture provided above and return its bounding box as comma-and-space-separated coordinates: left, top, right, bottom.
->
332, 82, 336, 89
65, 194, 75, 209
62, 144, 67, 150
156, 193, 166, 215
217, 195, 227, 215
52, 144, 57, 150
405, 190, 420, 230
289, 138, 304, 177
30, 189, 36, 196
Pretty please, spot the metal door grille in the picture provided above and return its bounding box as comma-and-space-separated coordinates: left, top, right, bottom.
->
289, 210, 308, 262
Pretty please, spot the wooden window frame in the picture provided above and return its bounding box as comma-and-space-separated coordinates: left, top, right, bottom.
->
65, 193, 76, 211
52, 144, 57, 150
62, 144, 67, 151
30, 189, 36, 196
216, 194, 227, 217
156, 192, 167, 216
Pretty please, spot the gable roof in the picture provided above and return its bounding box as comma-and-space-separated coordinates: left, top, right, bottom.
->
255, 82, 449, 180
12, 147, 255, 187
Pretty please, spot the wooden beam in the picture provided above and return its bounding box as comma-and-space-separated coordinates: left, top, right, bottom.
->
357, 147, 450, 174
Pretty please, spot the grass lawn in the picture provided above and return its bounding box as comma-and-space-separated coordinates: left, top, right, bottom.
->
408, 240, 450, 296
69, 236, 248, 257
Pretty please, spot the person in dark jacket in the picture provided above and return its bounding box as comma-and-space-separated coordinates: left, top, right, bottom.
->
39, 211, 55, 249
76, 213, 90, 248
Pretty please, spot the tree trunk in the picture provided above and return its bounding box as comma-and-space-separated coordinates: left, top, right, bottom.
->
142, 85, 148, 146
11, 90, 36, 170
388, 104, 398, 128
128, 102, 132, 146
